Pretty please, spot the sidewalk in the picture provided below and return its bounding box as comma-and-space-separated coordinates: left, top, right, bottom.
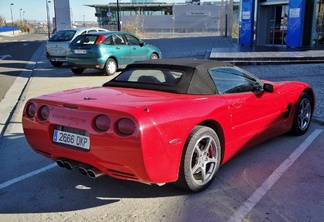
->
209, 38, 324, 63
0, 30, 26, 37
145, 36, 324, 62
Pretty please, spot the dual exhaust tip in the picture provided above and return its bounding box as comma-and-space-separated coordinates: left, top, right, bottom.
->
56, 159, 104, 179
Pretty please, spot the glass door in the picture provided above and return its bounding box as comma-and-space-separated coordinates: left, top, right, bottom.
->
266, 5, 288, 46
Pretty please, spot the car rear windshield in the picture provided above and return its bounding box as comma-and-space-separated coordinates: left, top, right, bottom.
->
71, 35, 100, 45
49, 30, 76, 41
114, 69, 183, 86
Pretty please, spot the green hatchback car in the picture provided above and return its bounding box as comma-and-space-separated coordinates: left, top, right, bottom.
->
66, 31, 162, 75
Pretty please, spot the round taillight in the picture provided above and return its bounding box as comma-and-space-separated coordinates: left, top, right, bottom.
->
94, 115, 111, 132
38, 105, 50, 121
26, 103, 36, 118
116, 118, 136, 136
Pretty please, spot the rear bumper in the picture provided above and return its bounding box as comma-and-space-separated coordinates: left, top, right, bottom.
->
46, 53, 66, 62
66, 57, 106, 69
22, 97, 184, 184
22, 117, 150, 183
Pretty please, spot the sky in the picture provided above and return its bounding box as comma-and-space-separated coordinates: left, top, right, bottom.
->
0, 0, 111, 22
0, 0, 182, 23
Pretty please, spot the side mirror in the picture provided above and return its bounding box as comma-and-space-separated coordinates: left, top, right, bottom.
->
139, 41, 145, 47
263, 83, 274, 93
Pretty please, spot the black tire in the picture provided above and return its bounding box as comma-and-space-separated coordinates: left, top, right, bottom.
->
50, 61, 63, 67
150, 53, 159, 59
291, 92, 312, 136
175, 126, 221, 192
104, 58, 117, 75
71, 68, 84, 74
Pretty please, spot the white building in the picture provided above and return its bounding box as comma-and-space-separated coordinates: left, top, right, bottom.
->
86, 1, 239, 36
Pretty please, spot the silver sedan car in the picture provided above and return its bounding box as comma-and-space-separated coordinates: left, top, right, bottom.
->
46, 27, 108, 67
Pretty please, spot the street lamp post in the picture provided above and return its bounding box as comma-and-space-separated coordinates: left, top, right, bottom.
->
83, 15, 85, 27
20, 9, 22, 28
10, 3, 14, 35
117, 0, 120, 31
23, 11, 26, 29
46, 0, 51, 39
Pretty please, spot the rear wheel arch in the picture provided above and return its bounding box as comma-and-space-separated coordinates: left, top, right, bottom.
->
150, 52, 159, 59
173, 120, 224, 192
108, 56, 118, 66
199, 120, 225, 162
303, 88, 315, 113
290, 91, 313, 135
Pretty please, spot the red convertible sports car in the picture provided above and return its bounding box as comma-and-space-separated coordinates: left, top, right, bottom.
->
22, 59, 314, 192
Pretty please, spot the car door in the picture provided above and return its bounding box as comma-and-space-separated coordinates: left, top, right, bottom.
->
124, 33, 148, 62
210, 67, 284, 150
112, 34, 132, 65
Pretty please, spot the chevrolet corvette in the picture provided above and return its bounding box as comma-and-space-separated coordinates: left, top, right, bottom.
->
22, 59, 314, 192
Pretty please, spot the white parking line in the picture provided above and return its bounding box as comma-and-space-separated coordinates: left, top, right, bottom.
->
0, 163, 56, 190
227, 129, 323, 222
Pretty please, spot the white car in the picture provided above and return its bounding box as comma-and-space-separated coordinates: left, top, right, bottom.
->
46, 28, 108, 67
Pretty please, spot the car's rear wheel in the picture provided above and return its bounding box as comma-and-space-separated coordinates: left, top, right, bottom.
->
291, 92, 312, 135
71, 68, 84, 74
150, 53, 159, 59
104, 58, 117, 75
50, 61, 63, 67
175, 126, 221, 192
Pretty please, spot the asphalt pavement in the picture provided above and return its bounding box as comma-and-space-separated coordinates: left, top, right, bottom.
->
0, 33, 324, 221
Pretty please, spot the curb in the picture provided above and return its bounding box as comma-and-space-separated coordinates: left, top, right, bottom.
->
312, 116, 324, 126
0, 41, 45, 140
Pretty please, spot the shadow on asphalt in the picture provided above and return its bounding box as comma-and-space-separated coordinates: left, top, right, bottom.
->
0, 164, 189, 213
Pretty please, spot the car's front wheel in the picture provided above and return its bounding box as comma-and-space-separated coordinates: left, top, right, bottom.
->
150, 53, 159, 59
291, 92, 312, 135
71, 68, 84, 74
104, 58, 117, 75
175, 126, 221, 192
50, 61, 63, 67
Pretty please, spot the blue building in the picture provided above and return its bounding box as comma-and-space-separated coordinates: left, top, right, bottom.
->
241, 0, 323, 47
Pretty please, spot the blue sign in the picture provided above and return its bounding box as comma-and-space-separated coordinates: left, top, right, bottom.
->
286, 0, 306, 47
239, 0, 255, 45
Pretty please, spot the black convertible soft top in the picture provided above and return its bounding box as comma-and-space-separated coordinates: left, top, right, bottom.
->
103, 59, 234, 94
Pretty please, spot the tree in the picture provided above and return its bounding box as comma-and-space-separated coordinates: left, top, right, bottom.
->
123, 15, 144, 38
0, 15, 5, 27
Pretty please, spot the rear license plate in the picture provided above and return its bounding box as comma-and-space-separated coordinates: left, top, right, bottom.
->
74, 49, 87, 54
53, 129, 90, 150
53, 58, 65, 61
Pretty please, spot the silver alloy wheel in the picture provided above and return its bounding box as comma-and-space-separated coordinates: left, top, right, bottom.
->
297, 97, 312, 131
175, 126, 221, 192
291, 92, 312, 136
105, 58, 117, 75
189, 135, 218, 186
